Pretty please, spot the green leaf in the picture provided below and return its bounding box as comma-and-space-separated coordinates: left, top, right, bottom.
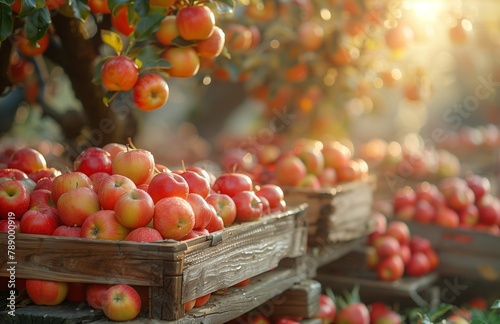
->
101, 29, 123, 55
133, 0, 149, 17
212, 0, 234, 13
133, 12, 164, 41
102, 90, 117, 107
1, 1, 15, 6
427, 304, 454, 321
171, 35, 196, 47
491, 300, 500, 309
135, 44, 163, 63
107, 0, 129, 14
0, 3, 13, 42
24, 7, 50, 44
140, 58, 172, 73
61, 0, 90, 21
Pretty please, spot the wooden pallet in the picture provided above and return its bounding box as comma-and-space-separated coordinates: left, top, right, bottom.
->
0, 204, 309, 321
283, 177, 375, 246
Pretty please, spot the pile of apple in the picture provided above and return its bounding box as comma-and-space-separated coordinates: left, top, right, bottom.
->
366, 215, 439, 281
0, 143, 287, 321
223, 138, 369, 190
392, 174, 500, 234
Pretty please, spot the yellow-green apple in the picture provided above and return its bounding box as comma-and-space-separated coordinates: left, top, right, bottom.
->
80, 210, 130, 240
112, 149, 155, 186
29, 188, 54, 209
86, 283, 112, 309
101, 284, 141, 321
8, 148, 47, 174
318, 167, 338, 187
376, 254, 404, 281
296, 147, 324, 175
212, 172, 253, 197
153, 197, 195, 240
102, 143, 127, 160
254, 184, 286, 213
34, 178, 53, 191
477, 194, 500, 226
297, 174, 321, 190
52, 225, 82, 237
162, 46, 200, 78
0, 179, 30, 219
125, 227, 163, 242
19, 207, 60, 235
233, 190, 263, 222
28, 167, 62, 182
194, 293, 211, 307
57, 187, 101, 226
321, 141, 351, 170
186, 193, 216, 229
434, 206, 460, 228
148, 172, 189, 203
132, 73, 169, 111
374, 236, 401, 259
114, 188, 154, 229
176, 5, 215, 40
0, 168, 28, 180
100, 56, 139, 91
0, 219, 20, 233
385, 221, 410, 246
196, 26, 225, 58
156, 15, 179, 46
51, 171, 93, 204
66, 282, 87, 303
97, 174, 136, 210
406, 251, 431, 277
74, 147, 112, 176
89, 172, 110, 193
274, 154, 307, 187
25, 279, 68, 306
178, 170, 211, 199
205, 193, 237, 226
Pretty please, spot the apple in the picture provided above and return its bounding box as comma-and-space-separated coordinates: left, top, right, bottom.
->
162, 47, 200, 78
476, 194, 500, 226
102, 143, 127, 160
80, 210, 130, 240
336, 303, 370, 324
197, 26, 225, 58
368, 212, 387, 244
0, 179, 30, 220
114, 188, 154, 229
385, 23, 414, 50
125, 227, 163, 242
176, 5, 215, 40
232, 190, 263, 222
412, 199, 436, 223
153, 197, 195, 240
20, 207, 59, 235
212, 172, 253, 197
89, 172, 110, 192
258, 195, 271, 215
0, 168, 28, 180
434, 206, 460, 228
51, 171, 93, 204
86, 283, 112, 309
100, 55, 139, 91
194, 293, 211, 308
446, 185, 475, 212
223, 23, 252, 52
148, 172, 189, 203
369, 302, 390, 323
409, 235, 431, 253
34, 178, 53, 191
366, 246, 380, 270
29, 188, 54, 209
297, 174, 322, 189
254, 184, 286, 213
179, 170, 211, 198
185, 299, 196, 312
296, 147, 324, 176
321, 141, 351, 170
28, 168, 61, 182
458, 204, 479, 227
88, 0, 111, 13
406, 252, 431, 277
112, 149, 155, 186
66, 282, 88, 303
394, 204, 415, 220
97, 174, 137, 210
377, 254, 405, 281
274, 155, 307, 187
57, 187, 101, 226
156, 15, 179, 46
8, 148, 46, 174
385, 221, 410, 246
101, 284, 141, 321
13, 30, 49, 57
423, 248, 439, 271
392, 186, 416, 212
186, 193, 216, 229
74, 147, 112, 176
132, 73, 169, 111
318, 167, 338, 187
111, 5, 137, 36
374, 310, 402, 324
374, 236, 401, 259
313, 294, 336, 323
52, 225, 81, 237
25, 279, 68, 306
185, 166, 212, 185
205, 214, 224, 233
465, 174, 490, 203
205, 193, 237, 226
0, 219, 20, 233
414, 181, 443, 206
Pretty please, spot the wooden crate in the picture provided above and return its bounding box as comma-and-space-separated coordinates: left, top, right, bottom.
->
396, 219, 500, 282
283, 177, 375, 246
0, 204, 309, 321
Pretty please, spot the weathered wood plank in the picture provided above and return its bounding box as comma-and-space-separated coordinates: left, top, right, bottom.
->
0, 303, 105, 324
263, 280, 321, 318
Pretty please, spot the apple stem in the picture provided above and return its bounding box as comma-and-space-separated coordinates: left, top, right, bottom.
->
127, 137, 138, 150
181, 160, 186, 172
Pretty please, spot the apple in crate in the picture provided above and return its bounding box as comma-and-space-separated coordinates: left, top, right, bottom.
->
98, 174, 136, 210
186, 193, 216, 229
28, 167, 61, 182
112, 148, 155, 186
57, 187, 101, 227
377, 254, 404, 281
0, 168, 28, 180
212, 172, 253, 197
8, 148, 47, 174
313, 294, 336, 323
0, 179, 30, 220
148, 172, 189, 202
20, 207, 59, 235
102, 143, 127, 160
206, 192, 236, 226
125, 227, 163, 242
101, 284, 141, 321
52, 225, 81, 237
25, 279, 68, 306
81, 210, 130, 240
0, 219, 20, 233
153, 197, 195, 240
114, 188, 154, 229
74, 147, 112, 176
29, 188, 54, 209
51, 171, 93, 204
86, 283, 112, 309
274, 154, 307, 187
233, 190, 263, 222
179, 170, 211, 198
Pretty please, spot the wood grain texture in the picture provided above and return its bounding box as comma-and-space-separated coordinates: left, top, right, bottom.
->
263, 279, 321, 318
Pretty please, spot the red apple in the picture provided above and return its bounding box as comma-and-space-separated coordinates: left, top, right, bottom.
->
29, 188, 54, 209
101, 284, 141, 321
100, 56, 139, 91
19, 207, 59, 235
186, 193, 216, 229
194, 293, 211, 307
366, 246, 380, 270
28, 168, 61, 182
114, 188, 154, 229
0, 168, 28, 180
176, 5, 215, 40
254, 184, 286, 213
458, 204, 479, 227
185, 299, 196, 312
205, 193, 237, 226
318, 167, 338, 187
57, 187, 101, 226
0, 179, 30, 220
336, 303, 370, 324
102, 143, 127, 160
385, 221, 410, 246
212, 172, 253, 197
132, 73, 169, 111
196, 25, 225, 58
148, 172, 189, 203
368, 211, 387, 244
374, 236, 401, 259
414, 181, 444, 207
153, 197, 195, 240
80, 210, 130, 240
274, 154, 307, 187
297, 174, 322, 189
66, 282, 88, 303
296, 147, 325, 176
374, 310, 402, 324
392, 186, 416, 213
34, 178, 53, 191
466, 173, 491, 203
376, 254, 405, 281
25, 279, 68, 306
125, 227, 163, 242
321, 141, 351, 170
412, 199, 436, 223
205, 214, 224, 232
112, 149, 155, 186
74, 147, 113, 176
98, 174, 137, 210
423, 248, 439, 271
162, 46, 200, 78
179, 170, 211, 198
258, 195, 271, 215
446, 185, 475, 213
51, 171, 93, 204
86, 283, 112, 309
89, 172, 110, 192
434, 206, 460, 228
52, 225, 81, 237
399, 244, 412, 266
394, 204, 415, 220
0, 219, 20, 233
232, 190, 263, 222
369, 302, 390, 323
406, 252, 431, 277
313, 294, 336, 323
8, 148, 47, 174
409, 235, 431, 253
476, 194, 500, 225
